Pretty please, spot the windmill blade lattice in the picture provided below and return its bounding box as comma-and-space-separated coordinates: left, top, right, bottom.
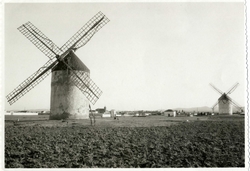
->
60, 11, 109, 52
6, 59, 58, 105
69, 71, 102, 105
212, 101, 218, 109
209, 83, 223, 95
18, 22, 62, 59
229, 98, 242, 110
7, 12, 109, 106
226, 82, 239, 95
50, 53, 103, 105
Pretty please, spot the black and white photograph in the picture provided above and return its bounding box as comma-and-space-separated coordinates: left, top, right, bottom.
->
3, 1, 247, 169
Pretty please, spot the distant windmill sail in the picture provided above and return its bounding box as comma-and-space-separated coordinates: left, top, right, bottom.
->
209, 83, 223, 95
212, 101, 218, 110
6, 11, 109, 107
226, 82, 239, 95
228, 98, 242, 111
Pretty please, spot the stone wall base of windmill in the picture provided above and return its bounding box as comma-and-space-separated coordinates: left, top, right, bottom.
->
49, 70, 89, 120
218, 100, 233, 115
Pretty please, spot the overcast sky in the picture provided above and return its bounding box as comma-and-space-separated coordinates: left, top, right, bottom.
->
4, 2, 245, 111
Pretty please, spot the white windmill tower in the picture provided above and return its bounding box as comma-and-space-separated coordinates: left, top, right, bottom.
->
210, 83, 242, 115
6, 12, 109, 119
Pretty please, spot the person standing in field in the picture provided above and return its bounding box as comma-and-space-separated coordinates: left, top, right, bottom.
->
89, 105, 95, 126
114, 114, 119, 120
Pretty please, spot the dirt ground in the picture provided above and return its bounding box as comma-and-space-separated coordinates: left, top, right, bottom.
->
4, 114, 211, 127
5, 114, 244, 127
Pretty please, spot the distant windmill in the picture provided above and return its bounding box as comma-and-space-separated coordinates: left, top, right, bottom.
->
210, 83, 242, 115
6, 12, 109, 119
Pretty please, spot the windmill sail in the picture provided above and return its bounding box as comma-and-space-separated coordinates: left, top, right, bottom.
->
209, 83, 223, 95
60, 11, 109, 53
6, 59, 58, 105
69, 71, 102, 105
18, 22, 62, 59
7, 12, 109, 105
228, 99, 242, 111
226, 82, 239, 95
212, 101, 218, 109
55, 52, 102, 105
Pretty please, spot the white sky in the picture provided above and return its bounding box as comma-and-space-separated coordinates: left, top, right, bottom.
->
4, 2, 245, 111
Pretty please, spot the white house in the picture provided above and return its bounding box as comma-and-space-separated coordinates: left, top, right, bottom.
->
164, 109, 176, 117
102, 111, 111, 118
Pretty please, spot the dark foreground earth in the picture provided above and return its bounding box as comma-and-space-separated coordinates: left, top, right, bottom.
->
5, 115, 245, 168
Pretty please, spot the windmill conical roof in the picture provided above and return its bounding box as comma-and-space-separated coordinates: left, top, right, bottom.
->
52, 51, 90, 72
218, 93, 231, 101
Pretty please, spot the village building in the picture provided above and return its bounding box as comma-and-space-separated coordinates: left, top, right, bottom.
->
163, 109, 176, 117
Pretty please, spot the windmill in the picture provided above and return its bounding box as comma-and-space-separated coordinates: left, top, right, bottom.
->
210, 83, 243, 115
6, 12, 109, 119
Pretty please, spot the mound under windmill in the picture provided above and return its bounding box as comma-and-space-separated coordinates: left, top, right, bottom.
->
6, 12, 109, 119
210, 83, 242, 115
